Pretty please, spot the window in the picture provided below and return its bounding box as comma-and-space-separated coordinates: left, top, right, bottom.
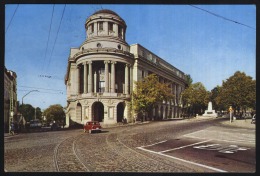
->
108, 22, 113, 31
99, 81, 105, 93
99, 68, 105, 74
89, 23, 94, 33
99, 22, 103, 30
118, 25, 122, 37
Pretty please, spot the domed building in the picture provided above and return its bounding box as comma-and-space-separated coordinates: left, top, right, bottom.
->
65, 9, 187, 127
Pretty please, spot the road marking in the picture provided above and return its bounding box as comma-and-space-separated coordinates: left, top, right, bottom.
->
184, 129, 255, 144
160, 139, 212, 153
183, 135, 255, 144
140, 140, 167, 147
193, 144, 250, 154
137, 146, 227, 172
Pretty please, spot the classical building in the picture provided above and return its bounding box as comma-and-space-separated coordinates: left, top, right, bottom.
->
4, 67, 18, 132
65, 9, 187, 126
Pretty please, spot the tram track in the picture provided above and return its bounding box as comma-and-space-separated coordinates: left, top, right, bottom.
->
105, 131, 182, 172
53, 133, 90, 172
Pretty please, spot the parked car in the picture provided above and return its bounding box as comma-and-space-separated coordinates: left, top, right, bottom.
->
29, 119, 42, 128
83, 121, 102, 134
50, 121, 61, 131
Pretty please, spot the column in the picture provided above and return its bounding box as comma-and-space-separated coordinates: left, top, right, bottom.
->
130, 66, 133, 93
125, 64, 129, 94
88, 61, 93, 93
77, 65, 81, 94
158, 105, 161, 120
104, 21, 109, 35
94, 22, 97, 35
104, 61, 110, 93
163, 106, 166, 119
174, 83, 177, 105
94, 72, 97, 93
111, 61, 116, 93
114, 24, 118, 37
83, 62, 88, 93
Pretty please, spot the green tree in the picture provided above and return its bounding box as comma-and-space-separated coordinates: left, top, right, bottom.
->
43, 104, 65, 122
216, 71, 256, 114
132, 74, 174, 120
210, 85, 225, 111
181, 82, 210, 116
185, 74, 193, 87
18, 104, 42, 122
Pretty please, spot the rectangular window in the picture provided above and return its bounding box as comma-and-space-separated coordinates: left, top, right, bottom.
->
118, 25, 122, 37
89, 23, 94, 33
99, 81, 105, 93
99, 22, 103, 30
108, 22, 113, 31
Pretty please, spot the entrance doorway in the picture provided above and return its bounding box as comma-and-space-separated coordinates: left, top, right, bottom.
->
117, 102, 125, 123
92, 102, 104, 122
76, 103, 82, 121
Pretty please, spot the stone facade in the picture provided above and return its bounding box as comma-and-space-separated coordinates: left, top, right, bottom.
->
4, 67, 18, 132
65, 9, 187, 126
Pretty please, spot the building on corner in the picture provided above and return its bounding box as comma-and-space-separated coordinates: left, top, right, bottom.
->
65, 9, 187, 127
4, 67, 18, 132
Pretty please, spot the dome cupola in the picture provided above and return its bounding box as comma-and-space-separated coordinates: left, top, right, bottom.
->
85, 9, 127, 41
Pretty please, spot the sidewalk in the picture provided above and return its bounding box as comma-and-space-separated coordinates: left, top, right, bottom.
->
221, 119, 255, 129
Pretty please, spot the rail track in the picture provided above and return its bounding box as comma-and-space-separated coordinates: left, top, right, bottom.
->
105, 130, 184, 172
53, 134, 90, 172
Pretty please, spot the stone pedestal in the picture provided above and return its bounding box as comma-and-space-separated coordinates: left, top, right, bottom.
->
203, 102, 218, 117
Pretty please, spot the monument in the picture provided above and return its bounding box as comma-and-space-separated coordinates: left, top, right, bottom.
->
202, 102, 218, 117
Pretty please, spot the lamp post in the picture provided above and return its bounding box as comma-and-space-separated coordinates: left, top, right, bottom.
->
22, 90, 39, 105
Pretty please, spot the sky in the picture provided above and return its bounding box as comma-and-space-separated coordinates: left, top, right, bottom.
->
5, 4, 256, 110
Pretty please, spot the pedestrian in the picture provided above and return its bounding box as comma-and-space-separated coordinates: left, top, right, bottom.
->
10, 122, 15, 135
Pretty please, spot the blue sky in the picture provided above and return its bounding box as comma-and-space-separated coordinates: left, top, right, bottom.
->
5, 4, 256, 110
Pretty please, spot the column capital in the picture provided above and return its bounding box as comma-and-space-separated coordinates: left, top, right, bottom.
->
111, 61, 117, 64
83, 62, 87, 65
125, 63, 131, 67
87, 61, 92, 64
104, 60, 111, 64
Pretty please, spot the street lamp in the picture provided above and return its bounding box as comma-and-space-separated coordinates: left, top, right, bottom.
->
22, 90, 39, 105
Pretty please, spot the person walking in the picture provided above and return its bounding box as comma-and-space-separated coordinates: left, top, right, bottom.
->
10, 122, 15, 135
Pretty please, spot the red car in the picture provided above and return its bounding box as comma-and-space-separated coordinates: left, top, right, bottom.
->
83, 121, 102, 133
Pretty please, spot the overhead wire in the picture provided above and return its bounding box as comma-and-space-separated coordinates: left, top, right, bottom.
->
5, 4, 19, 34
189, 5, 255, 30
46, 4, 66, 71
19, 85, 63, 92
42, 4, 55, 72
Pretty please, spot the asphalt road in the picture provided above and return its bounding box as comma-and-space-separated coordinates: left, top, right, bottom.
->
4, 117, 255, 173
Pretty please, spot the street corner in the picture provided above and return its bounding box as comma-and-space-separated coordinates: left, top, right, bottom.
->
221, 119, 255, 129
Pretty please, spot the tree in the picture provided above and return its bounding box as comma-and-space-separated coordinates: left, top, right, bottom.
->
18, 104, 42, 122
185, 74, 193, 87
210, 85, 225, 111
216, 71, 256, 114
132, 74, 174, 121
43, 104, 65, 122
181, 82, 210, 116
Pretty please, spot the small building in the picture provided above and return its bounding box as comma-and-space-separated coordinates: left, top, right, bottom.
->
4, 67, 18, 132
65, 9, 187, 126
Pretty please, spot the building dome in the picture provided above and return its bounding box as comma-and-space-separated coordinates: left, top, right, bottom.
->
82, 9, 129, 53
93, 9, 120, 16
